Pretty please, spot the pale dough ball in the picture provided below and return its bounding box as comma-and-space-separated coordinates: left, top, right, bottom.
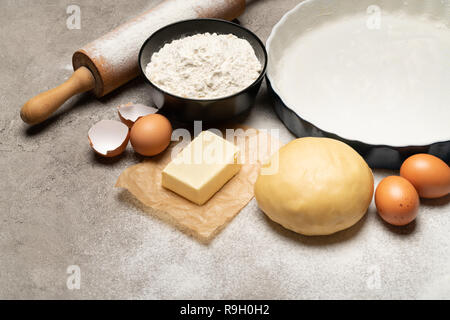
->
255, 138, 374, 236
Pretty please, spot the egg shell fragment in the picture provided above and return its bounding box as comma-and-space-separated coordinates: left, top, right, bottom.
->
400, 154, 450, 199
118, 103, 158, 128
88, 120, 130, 158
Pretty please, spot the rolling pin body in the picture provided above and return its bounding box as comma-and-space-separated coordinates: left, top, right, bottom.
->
21, 0, 245, 125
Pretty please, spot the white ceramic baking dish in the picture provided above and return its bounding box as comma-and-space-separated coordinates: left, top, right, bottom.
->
266, 0, 450, 169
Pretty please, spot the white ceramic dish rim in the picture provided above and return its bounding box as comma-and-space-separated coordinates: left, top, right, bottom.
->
266, 0, 450, 148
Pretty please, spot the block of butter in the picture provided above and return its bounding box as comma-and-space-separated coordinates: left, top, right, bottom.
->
162, 131, 241, 205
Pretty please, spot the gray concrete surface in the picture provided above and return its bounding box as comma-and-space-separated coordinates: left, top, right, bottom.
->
1, 0, 449, 300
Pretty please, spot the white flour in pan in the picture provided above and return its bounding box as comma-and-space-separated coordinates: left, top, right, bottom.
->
145, 33, 262, 99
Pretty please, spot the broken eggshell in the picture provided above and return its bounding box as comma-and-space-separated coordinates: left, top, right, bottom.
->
117, 103, 158, 128
88, 120, 130, 158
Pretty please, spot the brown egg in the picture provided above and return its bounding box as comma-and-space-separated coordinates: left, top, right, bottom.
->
375, 176, 419, 226
400, 154, 450, 199
130, 114, 172, 156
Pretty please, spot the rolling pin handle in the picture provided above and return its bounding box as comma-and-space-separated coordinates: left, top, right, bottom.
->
20, 66, 95, 125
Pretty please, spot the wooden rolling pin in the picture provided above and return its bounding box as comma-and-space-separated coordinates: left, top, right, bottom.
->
20, 0, 245, 125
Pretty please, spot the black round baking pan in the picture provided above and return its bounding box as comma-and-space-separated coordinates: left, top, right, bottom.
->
266, 77, 450, 170
139, 18, 267, 123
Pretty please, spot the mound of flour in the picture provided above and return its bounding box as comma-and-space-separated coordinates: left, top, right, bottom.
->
145, 33, 262, 99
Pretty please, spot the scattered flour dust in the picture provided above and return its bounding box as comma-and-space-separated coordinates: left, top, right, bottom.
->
145, 33, 262, 99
